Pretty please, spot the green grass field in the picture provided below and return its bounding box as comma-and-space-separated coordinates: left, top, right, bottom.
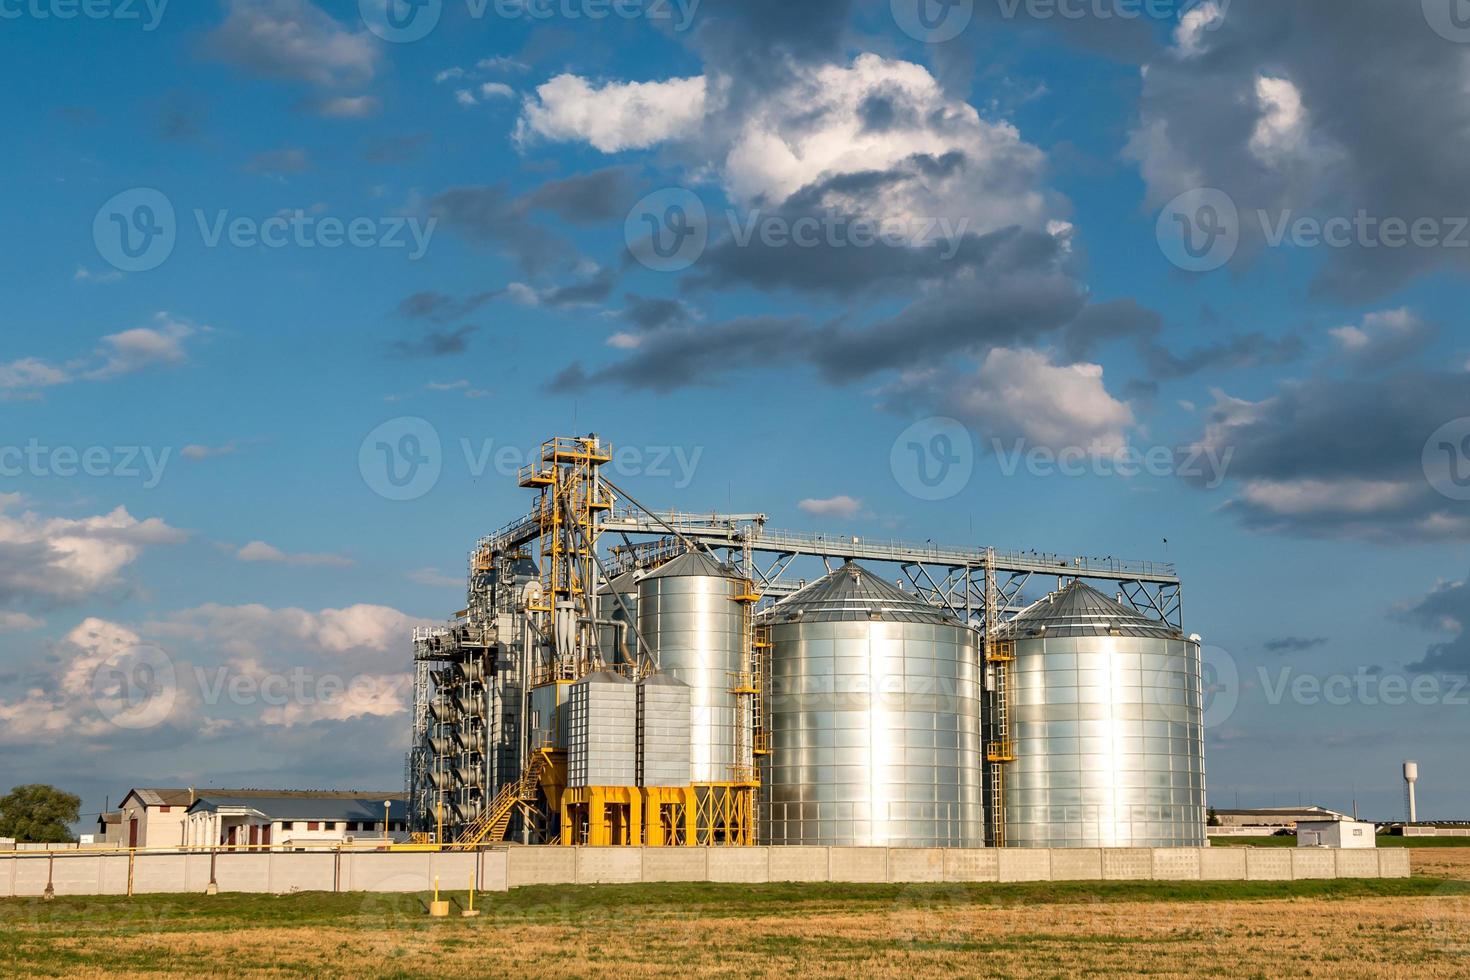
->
4, 877, 1470, 978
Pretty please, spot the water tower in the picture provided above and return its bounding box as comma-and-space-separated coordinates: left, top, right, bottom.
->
1403, 760, 1419, 824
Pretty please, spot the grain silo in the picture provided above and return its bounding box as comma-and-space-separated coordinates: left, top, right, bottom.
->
997, 581, 1206, 848
760, 561, 984, 848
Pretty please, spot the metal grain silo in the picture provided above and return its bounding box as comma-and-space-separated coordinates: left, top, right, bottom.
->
999, 582, 1206, 848
599, 570, 641, 667
761, 561, 984, 848
637, 551, 747, 784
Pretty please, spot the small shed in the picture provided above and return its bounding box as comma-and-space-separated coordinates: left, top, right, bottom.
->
1297, 819, 1377, 848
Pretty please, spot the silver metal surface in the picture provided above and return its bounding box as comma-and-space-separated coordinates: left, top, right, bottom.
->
761, 562, 984, 848
568, 672, 637, 788
1001, 584, 1207, 847
599, 570, 640, 667
638, 552, 747, 784
639, 674, 692, 787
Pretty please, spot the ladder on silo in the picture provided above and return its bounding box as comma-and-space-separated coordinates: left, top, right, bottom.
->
983, 548, 1017, 847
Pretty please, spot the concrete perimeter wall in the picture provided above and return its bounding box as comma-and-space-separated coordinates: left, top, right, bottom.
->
0, 846, 1409, 898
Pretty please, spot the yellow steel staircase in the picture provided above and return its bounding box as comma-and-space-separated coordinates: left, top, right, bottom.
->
451, 748, 553, 849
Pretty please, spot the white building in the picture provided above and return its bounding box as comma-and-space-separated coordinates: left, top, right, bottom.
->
183, 792, 409, 850
117, 788, 196, 849
1297, 819, 1377, 849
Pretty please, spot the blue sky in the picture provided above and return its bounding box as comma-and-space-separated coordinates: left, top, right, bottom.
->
2, 0, 1468, 827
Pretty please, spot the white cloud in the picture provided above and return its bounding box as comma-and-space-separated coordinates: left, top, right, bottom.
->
408, 567, 462, 589
236, 540, 354, 568
1249, 76, 1310, 166
0, 612, 43, 631
149, 603, 423, 662
943, 347, 1135, 453
0, 357, 69, 392
1237, 478, 1421, 518
1173, 1, 1226, 57
182, 442, 240, 461
74, 265, 123, 285
517, 74, 708, 152
722, 54, 1051, 233
0, 500, 186, 604
1328, 308, 1435, 370
312, 95, 380, 118
798, 496, 864, 519
84, 314, 195, 380
259, 674, 408, 727
206, 0, 379, 90
480, 82, 514, 100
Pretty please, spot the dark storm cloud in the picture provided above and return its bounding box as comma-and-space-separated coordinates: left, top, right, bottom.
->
395, 290, 501, 323
1398, 576, 1470, 675
1133, 0, 1470, 299
550, 315, 807, 394
390, 325, 478, 358
542, 269, 617, 307
1264, 637, 1329, 655
621, 295, 696, 331
360, 134, 429, 165
1188, 371, 1470, 541
429, 167, 642, 276
522, 167, 642, 224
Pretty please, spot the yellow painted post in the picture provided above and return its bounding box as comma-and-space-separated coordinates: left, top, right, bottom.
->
429, 875, 450, 918
629, 791, 643, 847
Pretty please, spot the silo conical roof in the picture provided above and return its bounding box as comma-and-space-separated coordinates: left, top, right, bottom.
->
763, 561, 960, 625
642, 550, 733, 580
998, 581, 1180, 639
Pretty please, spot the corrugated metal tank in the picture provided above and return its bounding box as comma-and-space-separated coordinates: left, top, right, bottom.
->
637, 551, 746, 784
1000, 582, 1206, 847
761, 561, 984, 847
599, 570, 640, 667
568, 671, 637, 788
638, 673, 692, 787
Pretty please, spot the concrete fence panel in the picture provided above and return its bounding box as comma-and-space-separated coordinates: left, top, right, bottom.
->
1379, 849, 1412, 879
1245, 849, 1293, 882
998, 849, 1050, 883
1290, 849, 1337, 881
507, 847, 577, 888
830, 847, 888, 883
886, 848, 944, 883
1102, 849, 1154, 881
943, 849, 999, 883
707, 847, 769, 884
1334, 849, 1381, 880
1050, 849, 1104, 881
767, 847, 827, 883
1151, 848, 1202, 881
1199, 847, 1248, 880
642, 848, 708, 883
576, 848, 644, 885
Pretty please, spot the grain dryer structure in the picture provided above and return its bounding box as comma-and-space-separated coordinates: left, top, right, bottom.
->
408, 432, 1199, 849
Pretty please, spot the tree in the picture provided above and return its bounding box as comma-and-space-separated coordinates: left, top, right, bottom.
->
0, 785, 81, 843
1207, 807, 1221, 827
